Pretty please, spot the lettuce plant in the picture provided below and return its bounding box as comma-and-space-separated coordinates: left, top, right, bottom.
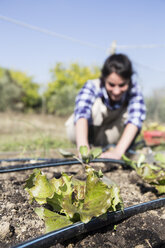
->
122, 153, 165, 194
79, 145, 102, 163
59, 145, 102, 164
25, 165, 123, 233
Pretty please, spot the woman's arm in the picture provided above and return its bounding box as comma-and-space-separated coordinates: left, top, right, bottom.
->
75, 118, 90, 152
100, 123, 138, 159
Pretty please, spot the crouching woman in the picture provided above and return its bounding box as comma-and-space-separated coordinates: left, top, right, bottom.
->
65, 53, 146, 159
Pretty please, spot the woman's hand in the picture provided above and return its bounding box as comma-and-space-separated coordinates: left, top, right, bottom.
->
100, 149, 122, 160
100, 123, 138, 160
76, 118, 90, 158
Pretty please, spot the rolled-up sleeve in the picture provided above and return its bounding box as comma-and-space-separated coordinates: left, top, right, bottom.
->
125, 82, 146, 129
74, 80, 97, 123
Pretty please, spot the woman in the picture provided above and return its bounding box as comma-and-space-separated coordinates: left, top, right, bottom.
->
65, 53, 146, 159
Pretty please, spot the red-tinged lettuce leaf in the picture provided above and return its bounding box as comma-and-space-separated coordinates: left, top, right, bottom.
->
35, 207, 73, 232
72, 178, 86, 201
59, 173, 73, 195
50, 177, 64, 194
79, 166, 122, 223
25, 169, 54, 204
55, 175, 81, 219
62, 166, 123, 223
47, 173, 73, 212
109, 185, 123, 211
62, 195, 80, 220
25, 166, 123, 231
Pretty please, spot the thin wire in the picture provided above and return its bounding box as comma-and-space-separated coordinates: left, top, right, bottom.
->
117, 44, 165, 49
1, 14, 165, 51
0, 14, 105, 51
133, 60, 165, 73
0, 158, 126, 173
1, 14, 165, 74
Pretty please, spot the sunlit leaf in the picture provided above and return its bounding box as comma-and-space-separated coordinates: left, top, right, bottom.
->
154, 185, 165, 194
154, 153, 165, 168
35, 207, 73, 232
79, 166, 123, 223
79, 146, 88, 157
25, 169, 54, 204
122, 155, 137, 169
59, 149, 74, 158
26, 166, 123, 232
89, 147, 102, 159
137, 154, 145, 168
123, 154, 165, 194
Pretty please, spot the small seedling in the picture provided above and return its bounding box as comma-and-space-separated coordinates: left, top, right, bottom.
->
122, 153, 165, 194
79, 145, 102, 164
59, 146, 102, 165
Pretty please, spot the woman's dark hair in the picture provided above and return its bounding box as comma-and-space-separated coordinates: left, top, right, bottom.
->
101, 53, 134, 81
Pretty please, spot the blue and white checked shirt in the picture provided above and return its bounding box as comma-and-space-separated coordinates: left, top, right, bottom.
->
74, 79, 146, 129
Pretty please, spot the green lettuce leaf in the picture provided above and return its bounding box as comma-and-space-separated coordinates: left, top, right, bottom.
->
25, 166, 123, 232
47, 173, 73, 212
35, 207, 73, 232
154, 153, 165, 168
25, 169, 54, 204
79, 145, 102, 163
123, 154, 165, 194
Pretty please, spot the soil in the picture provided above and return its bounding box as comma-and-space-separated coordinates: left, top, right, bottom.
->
0, 150, 165, 248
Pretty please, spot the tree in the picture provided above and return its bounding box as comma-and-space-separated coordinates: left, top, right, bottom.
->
145, 88, 165, 123
0, 69, 23, 111
44, 62, 100, 115
10, 70, 42, 111
0, 67, 42, 112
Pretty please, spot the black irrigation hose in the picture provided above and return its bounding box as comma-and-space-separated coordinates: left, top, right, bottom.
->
0, 158, 52, 163
12, 197, 165, 248
0, 158, 125, 173
0, 159, 71, 173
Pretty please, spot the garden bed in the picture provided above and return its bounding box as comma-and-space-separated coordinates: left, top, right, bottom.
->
0, 154, 165, 248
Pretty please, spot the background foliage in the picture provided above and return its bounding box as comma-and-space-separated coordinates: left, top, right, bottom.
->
0, 63, 165, 123
0, 68, 41, 112
44, 63, 100, 115
145, 89, 165, 123
0, 70, 23, 111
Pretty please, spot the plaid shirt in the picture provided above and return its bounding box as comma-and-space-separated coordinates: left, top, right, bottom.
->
74, 79, 146, 129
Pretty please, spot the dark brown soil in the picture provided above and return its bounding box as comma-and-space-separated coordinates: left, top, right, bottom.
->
0, 152, 165, 248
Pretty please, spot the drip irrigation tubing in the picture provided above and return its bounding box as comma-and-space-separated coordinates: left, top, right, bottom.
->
0, 158, 53, 163
12, 197, 165, 248
0, 158, 125, 173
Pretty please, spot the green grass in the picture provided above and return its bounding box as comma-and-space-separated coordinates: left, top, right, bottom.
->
0, 135, 75, 155
0, 113, 76, 157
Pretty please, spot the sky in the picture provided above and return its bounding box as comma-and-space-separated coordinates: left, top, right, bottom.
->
0, 0, 165, 96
